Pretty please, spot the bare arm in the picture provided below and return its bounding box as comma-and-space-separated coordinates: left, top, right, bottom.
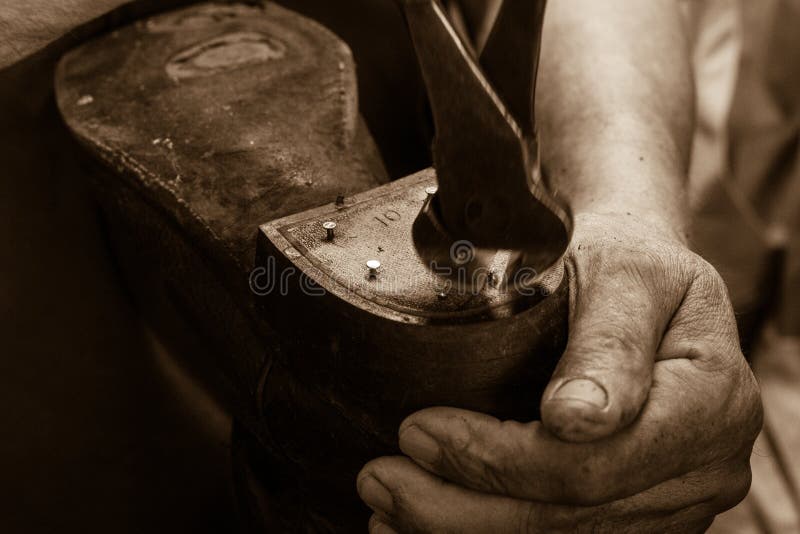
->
538, 0, 693, 240
457, 0, 693, 238
359, 3, 760, 532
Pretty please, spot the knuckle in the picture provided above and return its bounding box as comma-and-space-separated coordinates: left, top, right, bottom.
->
691, 457, 755, 519
479, 449, 514, 494
362, 456, 401, 478
358, 458, 387, 483
690, 257, 731, 303
442, 418, 533, 496
676, 268, 742, 369
475, 425, 526, 494
714, 464, 753, 513
438, 418, 509, 493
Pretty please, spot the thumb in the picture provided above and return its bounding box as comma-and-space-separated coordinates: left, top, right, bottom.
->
541, 253, 680, 442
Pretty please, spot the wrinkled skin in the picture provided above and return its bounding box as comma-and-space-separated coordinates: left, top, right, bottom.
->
0, 1, 763, 531
358, 213, 763, 533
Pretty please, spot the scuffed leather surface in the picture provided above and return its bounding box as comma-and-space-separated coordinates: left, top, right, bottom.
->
55, 2, 561, 531
56, 1, 388, 283
55, 5, 389, 529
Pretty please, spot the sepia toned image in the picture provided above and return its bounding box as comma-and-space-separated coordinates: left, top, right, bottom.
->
0, 1, 797, 532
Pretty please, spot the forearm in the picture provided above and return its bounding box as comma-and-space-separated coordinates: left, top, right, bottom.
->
0, 0, 128, 69
538, 0, 694, 242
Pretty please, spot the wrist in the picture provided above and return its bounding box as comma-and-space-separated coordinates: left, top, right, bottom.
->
570, 210, 689, 250
572, 194, 688, 246
549, 149, 689, 246
543, 106, 691, 247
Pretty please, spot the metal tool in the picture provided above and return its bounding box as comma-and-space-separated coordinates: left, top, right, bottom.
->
55, 1, 571, 530
398, 0, 572, 274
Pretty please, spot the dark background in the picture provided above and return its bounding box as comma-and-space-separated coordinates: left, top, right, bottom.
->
0, 1, 426, 531
0, 16, 238, 534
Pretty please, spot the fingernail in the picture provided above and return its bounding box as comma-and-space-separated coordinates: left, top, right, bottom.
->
370, 519, 399, 534
549, 378, 608, 408
358, 475, 394, 515
399, 425, 440, 464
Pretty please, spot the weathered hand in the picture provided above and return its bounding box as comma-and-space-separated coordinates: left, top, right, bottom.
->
357, 213, 762, 533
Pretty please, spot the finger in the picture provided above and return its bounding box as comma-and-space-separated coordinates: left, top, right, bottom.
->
541, 243, 689, 442
369, 513, 398, 534
396, 254, 759, 505
657, 259, 746, 366
654, 263, 763, 454
358, 455, 748, 533
398, 317, 757, 506
357, 456, 560, 534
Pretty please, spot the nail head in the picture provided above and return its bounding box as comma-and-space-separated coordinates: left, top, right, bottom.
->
367, 259, 381, 276
322, 221, 337, 240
